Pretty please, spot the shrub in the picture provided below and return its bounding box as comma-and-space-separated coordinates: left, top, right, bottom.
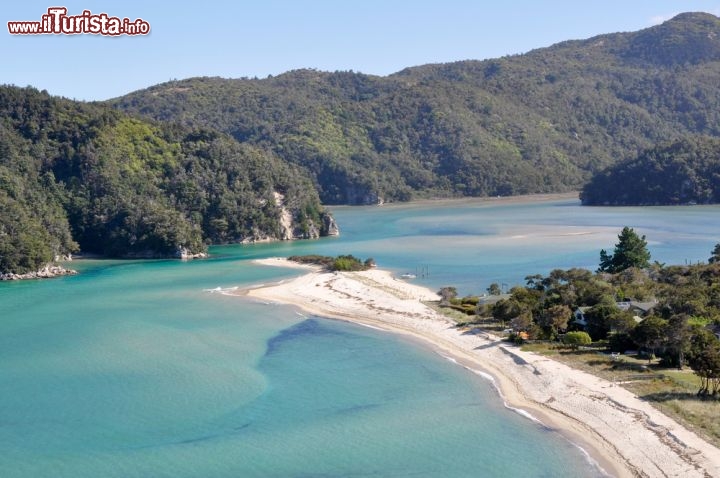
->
288, 254, 372, 272
564, 331, 592, 350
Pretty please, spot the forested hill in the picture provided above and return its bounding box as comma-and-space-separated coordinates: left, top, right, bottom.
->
111, 12, 720, 205
581, 136, 720, 205
0, 86, 334, 275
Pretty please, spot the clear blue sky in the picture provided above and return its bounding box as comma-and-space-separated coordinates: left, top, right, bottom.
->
3, 1, 719, 101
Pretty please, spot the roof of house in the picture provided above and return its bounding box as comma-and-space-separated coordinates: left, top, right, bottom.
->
616, 300, 657, 313
629, 300, 658, 312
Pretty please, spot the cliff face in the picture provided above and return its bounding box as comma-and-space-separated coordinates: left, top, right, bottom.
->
243, 192, 339, 243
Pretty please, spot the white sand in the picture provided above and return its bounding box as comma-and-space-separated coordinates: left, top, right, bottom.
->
243, 258, 720, 478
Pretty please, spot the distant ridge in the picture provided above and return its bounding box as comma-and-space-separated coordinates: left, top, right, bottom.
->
625, 12, 720, 65
111, 13, 720, 204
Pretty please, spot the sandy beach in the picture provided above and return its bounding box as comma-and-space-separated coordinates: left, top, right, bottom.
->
242, 258, 720, 478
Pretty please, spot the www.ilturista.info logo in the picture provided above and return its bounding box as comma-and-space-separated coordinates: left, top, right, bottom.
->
8, 7, 150, 36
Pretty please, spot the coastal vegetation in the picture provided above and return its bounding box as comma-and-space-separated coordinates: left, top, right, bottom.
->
112, 13, 720, 204
563, 331, 592, 350
598, 226, 651, 273
288, 254, 375, 272
440, 232, 720, 444
0, 86, 334, 275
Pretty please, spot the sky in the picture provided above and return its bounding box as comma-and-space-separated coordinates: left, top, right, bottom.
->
3, 1, 720, 101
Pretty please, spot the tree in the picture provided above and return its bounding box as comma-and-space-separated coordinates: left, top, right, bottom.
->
538, 304, 571, 338
607, 311, 638, 353
665, 314, 692, 369
598, 227, 651, 273
584, 298, 621, 340
510, 310, 533, 334
607, 310, 638, 336
492, 298, 524, 327
486, 283, 502, 295
632, 315, 667, 362
509, 309, 540, 342
710, 243, 720, 264
599, 249, 613, 273
687, 329, 720, 396
564, 331, 592, 350
438, 286, 458, 306
509, 286, 541, 313
524, 274, 544, 290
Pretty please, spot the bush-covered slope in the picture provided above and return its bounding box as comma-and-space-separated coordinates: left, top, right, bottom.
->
0, 86, 334, 274
111, 13, 720, 204
581, 136, 720, 205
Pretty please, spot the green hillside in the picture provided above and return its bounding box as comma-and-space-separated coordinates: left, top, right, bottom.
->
0, 86, 334, 275
111, 13, 720, 204
581, 136, 720, 205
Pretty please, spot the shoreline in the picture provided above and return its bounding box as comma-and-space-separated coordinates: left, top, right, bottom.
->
242, 258, 720, 478
0, 264, 77, 281
327, 192, 580, 209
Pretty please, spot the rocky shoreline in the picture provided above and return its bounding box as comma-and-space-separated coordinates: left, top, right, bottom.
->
0, 264, 78, 281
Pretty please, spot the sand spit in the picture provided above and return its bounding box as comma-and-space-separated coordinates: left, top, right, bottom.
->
241, 258, 720, 478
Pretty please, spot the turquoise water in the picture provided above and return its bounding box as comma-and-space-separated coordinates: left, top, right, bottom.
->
249, 198, 720, 294
1, 198, 719, 477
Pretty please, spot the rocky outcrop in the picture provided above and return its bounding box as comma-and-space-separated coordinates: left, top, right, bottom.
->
0, 264, 78, 281
274, 192, 296, 241
270, 191, 340, 242
320, 212, 340, 237
175, 247, 208, 260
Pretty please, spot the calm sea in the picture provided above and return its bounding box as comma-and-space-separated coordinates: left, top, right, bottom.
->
1, 198, 718, 477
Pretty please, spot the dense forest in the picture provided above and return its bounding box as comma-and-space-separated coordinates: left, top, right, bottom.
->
581, 136, 720, 205
111, 13, 720, 204
0, 86, 335, 275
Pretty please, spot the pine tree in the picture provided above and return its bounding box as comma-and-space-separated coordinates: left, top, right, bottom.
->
709, 243, 720, 263
598, 227, 651, 273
